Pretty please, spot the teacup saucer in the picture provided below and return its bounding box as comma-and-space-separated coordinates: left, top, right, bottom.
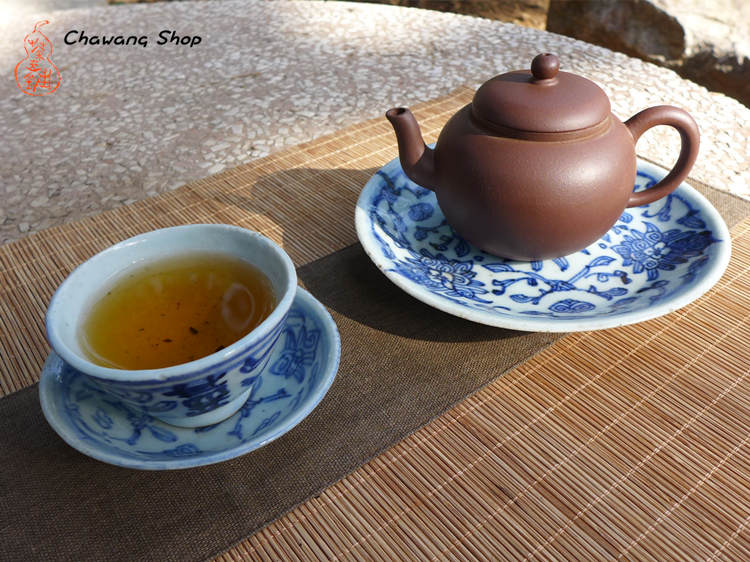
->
39, 287, 340, 470
355, 157, 731, 332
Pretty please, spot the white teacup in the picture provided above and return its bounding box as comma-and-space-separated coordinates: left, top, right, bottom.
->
46, 224, 297, 427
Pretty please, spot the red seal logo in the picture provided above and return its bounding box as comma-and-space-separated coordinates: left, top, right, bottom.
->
15, 20, 61, 96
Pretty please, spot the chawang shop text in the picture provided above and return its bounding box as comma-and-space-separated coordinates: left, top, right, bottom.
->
64, 30, 202, 48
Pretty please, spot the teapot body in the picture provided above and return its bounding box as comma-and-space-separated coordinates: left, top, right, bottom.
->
386, 54, 699, 261
432, 105, 637, 260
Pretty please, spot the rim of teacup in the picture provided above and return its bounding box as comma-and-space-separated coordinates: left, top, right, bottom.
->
45, 224, 297, 382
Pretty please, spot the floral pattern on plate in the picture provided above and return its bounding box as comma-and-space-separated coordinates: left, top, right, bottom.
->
355, 158, 731, 332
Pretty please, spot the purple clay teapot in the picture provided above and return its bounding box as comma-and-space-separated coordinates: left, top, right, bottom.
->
386, 53, 700, 261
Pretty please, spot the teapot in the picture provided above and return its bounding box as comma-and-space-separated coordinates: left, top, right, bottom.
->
386, 53, 700, 261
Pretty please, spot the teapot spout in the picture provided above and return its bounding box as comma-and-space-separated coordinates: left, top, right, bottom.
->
385, 108, 436, 191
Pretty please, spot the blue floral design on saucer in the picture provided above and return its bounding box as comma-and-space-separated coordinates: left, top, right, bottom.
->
39, 287, 340, 470
355, 157, 731, 332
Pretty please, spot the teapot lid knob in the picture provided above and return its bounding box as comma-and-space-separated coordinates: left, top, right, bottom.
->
531, 53, 559, 81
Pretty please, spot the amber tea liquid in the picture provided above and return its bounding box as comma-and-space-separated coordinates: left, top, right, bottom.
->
79, 253, 276, 370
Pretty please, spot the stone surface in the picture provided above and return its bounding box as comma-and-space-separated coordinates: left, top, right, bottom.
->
351, 0, 550, 29
547, 0, 750, 108
2, 0, 104, 18
1, 0, 749, 244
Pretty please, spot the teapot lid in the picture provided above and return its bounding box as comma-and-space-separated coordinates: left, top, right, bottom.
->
472, 53, 611, 134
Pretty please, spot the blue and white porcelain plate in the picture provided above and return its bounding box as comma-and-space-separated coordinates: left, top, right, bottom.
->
39, 287, 340, 470
355, 157, 731, 332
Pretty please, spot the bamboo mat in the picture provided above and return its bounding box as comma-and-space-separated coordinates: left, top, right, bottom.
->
1, 87, 749, 560
221, 219, 750, 561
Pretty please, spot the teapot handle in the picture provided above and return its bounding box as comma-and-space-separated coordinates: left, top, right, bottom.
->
624, 105, 700, 207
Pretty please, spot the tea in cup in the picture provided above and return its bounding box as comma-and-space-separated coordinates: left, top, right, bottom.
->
46, 224, 297, 427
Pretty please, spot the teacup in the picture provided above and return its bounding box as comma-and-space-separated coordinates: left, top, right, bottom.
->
46, 224, 297, 427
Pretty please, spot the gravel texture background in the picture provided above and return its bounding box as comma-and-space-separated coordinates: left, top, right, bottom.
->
1, 0, 748, 243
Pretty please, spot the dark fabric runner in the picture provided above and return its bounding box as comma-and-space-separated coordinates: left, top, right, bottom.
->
0, 244, 560, 561
0, 177, 748, 561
